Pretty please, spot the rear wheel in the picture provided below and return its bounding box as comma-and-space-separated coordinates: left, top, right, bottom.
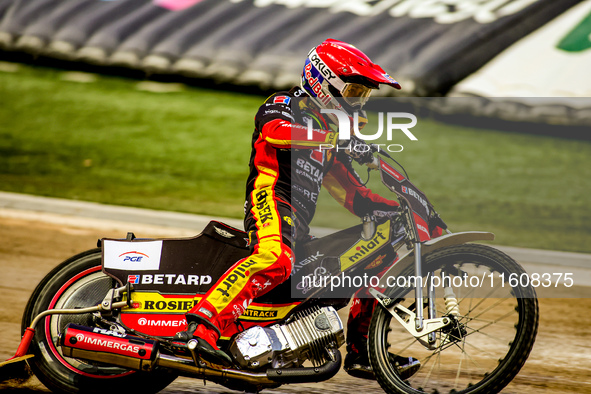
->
369, 244, 539, 394
22, 249, 177, 393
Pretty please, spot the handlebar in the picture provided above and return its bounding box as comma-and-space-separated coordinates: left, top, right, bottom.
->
363, 142, 410, 180
348, 141, 450, 234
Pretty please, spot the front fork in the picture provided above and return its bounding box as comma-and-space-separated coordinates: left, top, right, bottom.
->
369, 242, 451, 349
414, 243, 438, 348
413, 243, 425, 331
427, 271, 438, 347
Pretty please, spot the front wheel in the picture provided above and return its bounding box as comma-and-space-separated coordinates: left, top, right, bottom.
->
369, 244, 539, 394
22, 248, 177, 393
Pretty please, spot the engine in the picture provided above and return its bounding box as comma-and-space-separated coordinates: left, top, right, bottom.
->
228, 306, 345, 370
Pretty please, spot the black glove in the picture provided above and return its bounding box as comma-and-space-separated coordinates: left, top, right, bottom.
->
339, 135, 374, 165
428, 211, 448, 237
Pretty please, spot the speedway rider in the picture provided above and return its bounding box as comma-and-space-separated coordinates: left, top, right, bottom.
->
176, 39, 435, 379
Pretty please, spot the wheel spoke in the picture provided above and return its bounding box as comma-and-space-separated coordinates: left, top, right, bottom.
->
462, 315, 515, 326
421, 343, 441, 388
455, 337, 484, 369
390, 336, 420, 354
464, 298, 512, 323
373, 246, 537, 394
457, 281, 480, 304
454, 343, 465, 390
464, 286, 507, 316
465, 326, 511, 346
457, 337, 500, 360
463, 309, 518, 332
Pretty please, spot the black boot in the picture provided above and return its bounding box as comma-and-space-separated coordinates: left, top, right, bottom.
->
173, 321, 198, 342
174, 321, 232, 368
344, 340, 420, 381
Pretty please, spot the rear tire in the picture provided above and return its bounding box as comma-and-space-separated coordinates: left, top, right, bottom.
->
22, 249, 177, 393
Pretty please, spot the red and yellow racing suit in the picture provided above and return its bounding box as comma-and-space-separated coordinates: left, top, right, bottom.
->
186, 87, 398, 338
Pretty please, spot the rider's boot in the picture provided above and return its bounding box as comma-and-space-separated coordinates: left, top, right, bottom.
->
346, 296, 420, 380
174, 300, 232, 368
344, 337, 420, 381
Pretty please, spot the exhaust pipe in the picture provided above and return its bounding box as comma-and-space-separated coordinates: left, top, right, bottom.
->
60, 324, 158, 371
60, 324, 341, 387
265, 348, 341, 384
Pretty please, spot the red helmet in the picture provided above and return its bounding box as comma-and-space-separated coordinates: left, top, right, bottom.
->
301, 39, 400, 111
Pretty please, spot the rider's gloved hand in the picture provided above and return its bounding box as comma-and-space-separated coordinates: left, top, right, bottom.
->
428, 212, 447, 238
339, 135, 374, 165
430, 226, 444, 238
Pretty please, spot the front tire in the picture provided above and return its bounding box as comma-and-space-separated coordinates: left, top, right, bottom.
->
22, 248, 177, 393
369, 244, 539, 394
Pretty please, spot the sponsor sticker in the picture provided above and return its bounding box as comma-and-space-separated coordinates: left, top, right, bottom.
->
127, 274, 140, 284
123, 292, 198, 313
381, 160, 405, 182
129, 274, 212, 286
339, 221, 391, 271
214, 226, 235, 238
273, 96, 291, 105
73, 333, 140, 354
103, 240, 163, 271
383, 73, 398, 84
293, 251, 324, 273
365, 254, 387, 270
242, 309, 278, 319
414, 213, 431, 241
137, 316, 187, 327
402, 185, 429, 213
254, 190, 274, 224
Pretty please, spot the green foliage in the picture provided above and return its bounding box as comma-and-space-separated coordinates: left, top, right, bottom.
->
0, 65, 589, 252
0, 66, 257, 217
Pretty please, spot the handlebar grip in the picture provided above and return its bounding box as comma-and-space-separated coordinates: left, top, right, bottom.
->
432, 213, 448, 230
367, 156, 379, 170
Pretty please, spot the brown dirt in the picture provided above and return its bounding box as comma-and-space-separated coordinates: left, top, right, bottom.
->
0, 214, 589, 393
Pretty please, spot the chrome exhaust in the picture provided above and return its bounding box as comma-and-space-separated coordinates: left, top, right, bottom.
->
158, 349, 342, 386
60, 323, 341, 387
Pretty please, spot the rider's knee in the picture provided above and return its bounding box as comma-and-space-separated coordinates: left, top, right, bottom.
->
255, 239, 293, 281
277, 243, 293, 280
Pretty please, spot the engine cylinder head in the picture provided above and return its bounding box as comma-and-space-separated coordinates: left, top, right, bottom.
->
229, 306, 345, 369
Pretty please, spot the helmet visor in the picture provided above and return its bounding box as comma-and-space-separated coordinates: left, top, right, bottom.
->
341, 83, 373, 108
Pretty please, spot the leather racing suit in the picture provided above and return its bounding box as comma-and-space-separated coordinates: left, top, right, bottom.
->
185, 87, 399, 342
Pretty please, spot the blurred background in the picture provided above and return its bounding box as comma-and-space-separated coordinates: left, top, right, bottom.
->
0, 0, 590, 253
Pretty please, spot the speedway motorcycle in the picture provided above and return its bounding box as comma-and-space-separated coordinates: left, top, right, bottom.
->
7, 149, 538, 394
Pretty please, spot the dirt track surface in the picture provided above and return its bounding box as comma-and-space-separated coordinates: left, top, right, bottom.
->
1, 212, 590, 393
